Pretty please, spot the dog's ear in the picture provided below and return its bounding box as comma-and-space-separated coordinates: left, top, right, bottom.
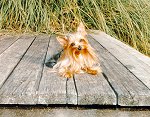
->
57, 36, 68, 47
77, 22, 87, 36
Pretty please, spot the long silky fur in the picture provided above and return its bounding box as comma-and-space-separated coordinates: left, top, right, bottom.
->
53, 42, 99, 75
53, 22, 101, 77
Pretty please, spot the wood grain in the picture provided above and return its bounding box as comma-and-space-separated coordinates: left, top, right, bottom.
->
90, 30, 150, 65
74, 73, 116, 105
0, 36, 19, 55
0, 35, 49, 104
88, 35, 150, 106
67, 77, 78, 105
38, 36, 77, 104
0, 35, 35, 88
90, 31, 150, 89
71, 36, 116, 105
0, 33, 149, 106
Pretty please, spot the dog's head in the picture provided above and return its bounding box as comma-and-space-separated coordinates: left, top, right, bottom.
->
55, 22, 99, 75
57, 22, 89, 56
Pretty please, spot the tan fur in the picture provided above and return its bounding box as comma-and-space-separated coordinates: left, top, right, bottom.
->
53, 22, 102, 78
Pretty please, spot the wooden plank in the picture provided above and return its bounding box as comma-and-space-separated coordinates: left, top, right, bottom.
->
38, 36, 77, 104
0, 36, 19, 55
1, 108, 150, 116
67, 77, 78, 105
0, 35, 35, 88
90, 31, 150, 89
88, 35, 150, 106
90, 30, 150, 65
0, 35, 49, 104
73, 36, 116, 105
74, 73, 116, 105
0, 35, 9, 41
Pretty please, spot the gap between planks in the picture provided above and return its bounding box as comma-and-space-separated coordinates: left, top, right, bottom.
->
0, 33, 149, 106
0, 35, 36, 89
38, 35, 77, 105
38, 35, 116, 105
89, 31, 150, 89
0, 35, 20, 55
0, 35, 50, 104
88, 34, 150, 106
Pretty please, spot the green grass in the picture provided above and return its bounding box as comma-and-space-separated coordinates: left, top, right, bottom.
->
0, 0, 150, 56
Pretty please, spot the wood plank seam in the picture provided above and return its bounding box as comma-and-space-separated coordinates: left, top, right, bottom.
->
36, 35, 51, 93
90, 32, 150, 90
68, 36, 116, 105
88, 35, 150, 106
0, 36, 36, 90
38, 35, 69, 104
120, 65, 150, 90
102, 72, 119, 105
89, 31, 150, 66
66, 79, 68, 104
88, 35, 119, 105
66, 77, 78, 105
0, 36, 20, 55
89, 35, 150, 91
88, 35, 118, 105
0, 35, 50, 104
72, 76, 78, 105
103, 32, 150, 67
115, 42, 150, 67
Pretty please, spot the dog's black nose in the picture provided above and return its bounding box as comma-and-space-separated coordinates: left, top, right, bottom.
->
78, 45, 82, 50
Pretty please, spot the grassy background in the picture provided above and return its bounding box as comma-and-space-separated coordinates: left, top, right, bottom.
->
0, 0, 150, 56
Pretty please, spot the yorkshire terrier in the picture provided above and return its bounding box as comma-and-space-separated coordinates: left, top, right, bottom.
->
46, 22, 101, 78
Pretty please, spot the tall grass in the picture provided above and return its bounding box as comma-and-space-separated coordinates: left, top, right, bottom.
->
0, 0, 150, 56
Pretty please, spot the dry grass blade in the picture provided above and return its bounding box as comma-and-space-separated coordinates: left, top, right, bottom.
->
0, 0, 150, 56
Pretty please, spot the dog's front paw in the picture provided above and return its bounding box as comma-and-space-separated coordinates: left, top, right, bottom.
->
87, 68, 98, 75
62, 72, 73, 78
83, 67, 102, 75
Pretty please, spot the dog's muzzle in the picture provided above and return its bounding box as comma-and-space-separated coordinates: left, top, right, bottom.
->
78, 45, 82, 50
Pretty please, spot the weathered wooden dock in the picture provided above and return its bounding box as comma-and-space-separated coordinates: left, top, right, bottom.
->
0, 31, 149, 107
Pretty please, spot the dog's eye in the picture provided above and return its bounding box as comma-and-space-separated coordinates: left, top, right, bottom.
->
79, 39, 84, 42
71, 42, 75, 46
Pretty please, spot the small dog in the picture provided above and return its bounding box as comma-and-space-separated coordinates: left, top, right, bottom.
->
53, 22, 101, 78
